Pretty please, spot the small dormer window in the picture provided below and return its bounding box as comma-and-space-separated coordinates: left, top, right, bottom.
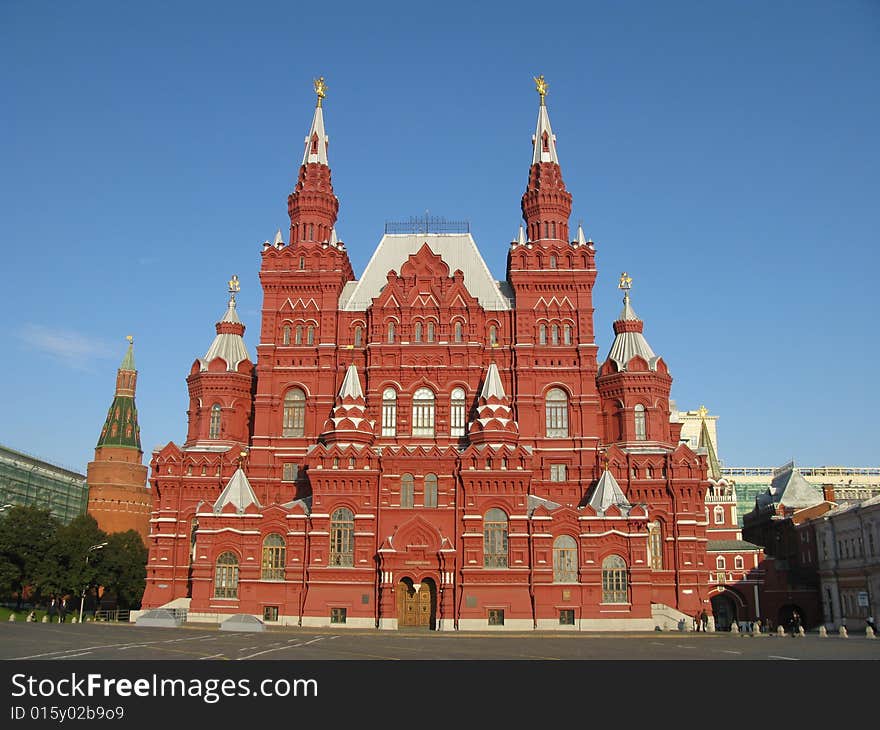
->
549, 254, 557, 269
542, 131, 550, 153
311, 133, 319, 156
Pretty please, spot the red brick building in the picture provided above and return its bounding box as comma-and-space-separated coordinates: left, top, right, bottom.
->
142, 79, 715, 630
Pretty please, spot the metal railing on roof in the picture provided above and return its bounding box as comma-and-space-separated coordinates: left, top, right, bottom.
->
384, 215, 469, 235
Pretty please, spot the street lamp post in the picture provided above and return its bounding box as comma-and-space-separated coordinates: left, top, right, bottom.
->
78, 542, 108, 623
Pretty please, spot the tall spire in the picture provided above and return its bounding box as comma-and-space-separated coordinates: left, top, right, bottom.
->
531, 75, 558, 165
289, 77, 339, 245
697, 406, 722, 482
97, 336, 142, 451
521, 75, 571, 243
321, 364, 374, 444
301, 77, 329, 166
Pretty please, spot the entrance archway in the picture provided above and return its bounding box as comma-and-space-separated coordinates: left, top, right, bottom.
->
396, 577, 436, 630
710, 592, 738, 631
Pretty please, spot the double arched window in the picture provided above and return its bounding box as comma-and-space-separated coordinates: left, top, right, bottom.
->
329, 508, 354, 567
553, 535, 577, 583
261, 534, 285, 580
483, 508, 508, 568
601, 555, 628, 603
381, 388, 397, 436
214, 552, 239, 598
412, 388, 435, 436
545, 388, 569, 437
283, 389, 306, 437
209, 404, 222, 439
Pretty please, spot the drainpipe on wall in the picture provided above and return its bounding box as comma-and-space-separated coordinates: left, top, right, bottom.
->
528, 502, 536, 629
454, 463, 463, 631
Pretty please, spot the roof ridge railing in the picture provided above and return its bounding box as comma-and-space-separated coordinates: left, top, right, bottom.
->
385, 215, 469, 235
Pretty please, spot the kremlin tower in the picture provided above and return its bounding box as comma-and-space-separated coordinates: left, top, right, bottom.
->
86, 337, 152, 542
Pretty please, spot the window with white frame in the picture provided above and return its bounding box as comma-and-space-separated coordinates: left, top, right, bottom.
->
634, 404, 647, 441
424, 473, 438, 508
714, 505, 725, 524
601, 555, 628, 603
450, 387, 466, 437
412, 388, 435, 437
545, 388, 569, 437
550, 464, 567, 482
283, 389, 306, 437
400, 474, 414, 508
483, 508, 508, 568
381, 388, 397, 436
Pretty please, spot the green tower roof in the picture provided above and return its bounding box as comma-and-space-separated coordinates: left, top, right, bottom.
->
96, 395, 142, 450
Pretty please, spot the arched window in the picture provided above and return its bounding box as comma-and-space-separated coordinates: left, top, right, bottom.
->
306, 326, 315, 345
601, 555, 628, 603
563, 324, 572, 345
454, 322, 463, 343
539, 324, 547, 345
261, 534, 285, 580
354, 326, 363, 347
295, 325, 303, 345
282, 325, 291, 345
427, 322, 435, 342
214, 552, 239, 598
489, 325, 498, 346
209, 404, 222, 439
283, 388, 306, 437
545, 388, 569, 437
483, 508, 508, 568
714, 505, 725, 524
551, 324, 559, 345
648, 522, 663, 570
634, 404, 647, 441
553, 535, 577, 583
329, 508, 354, 567
388, 322, 396, 343
381, 388, 397, 436
734, 555, 744, 570
412, 387, 435, 437
716, 556, 726, 570
549, 254, 557, 269
400, 474, 414, 509
424, 473, 438, 508
414, 322, 423, 343
450, 387, 466, 437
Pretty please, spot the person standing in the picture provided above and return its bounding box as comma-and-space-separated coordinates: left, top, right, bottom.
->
58, 597, 67, 624
47, 597, 57, 623
700, 609, 709, 632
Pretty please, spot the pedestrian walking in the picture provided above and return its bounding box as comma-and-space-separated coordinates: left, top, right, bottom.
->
47, 597, 57, 623
700, 609, 709, 632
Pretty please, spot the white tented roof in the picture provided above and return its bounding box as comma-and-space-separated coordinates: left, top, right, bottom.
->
200, 298, 251, 372
213, 468, 261, 513
338, 233, 512, 311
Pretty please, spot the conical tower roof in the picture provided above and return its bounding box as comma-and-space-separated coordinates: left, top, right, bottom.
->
200, 277, 251, 372
97, 337, 142, 451
606, 273, 661, 371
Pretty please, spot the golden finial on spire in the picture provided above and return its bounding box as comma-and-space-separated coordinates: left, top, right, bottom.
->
314, 76, 327, 107
618, 271, 633, 291
534, 75, 548, 105
698, 405, 708, 420
228, 274, 240, 294
126, 335, 133, 344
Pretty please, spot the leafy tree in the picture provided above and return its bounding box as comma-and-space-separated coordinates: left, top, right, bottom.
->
36, 514, 108, 604
99, 531, 148, 609
0, 505, 59, 607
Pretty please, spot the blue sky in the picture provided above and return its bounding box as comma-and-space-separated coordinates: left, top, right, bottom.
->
1, 1, 877, 473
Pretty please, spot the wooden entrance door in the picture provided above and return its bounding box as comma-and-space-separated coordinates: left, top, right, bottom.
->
396, 580, 433, 628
